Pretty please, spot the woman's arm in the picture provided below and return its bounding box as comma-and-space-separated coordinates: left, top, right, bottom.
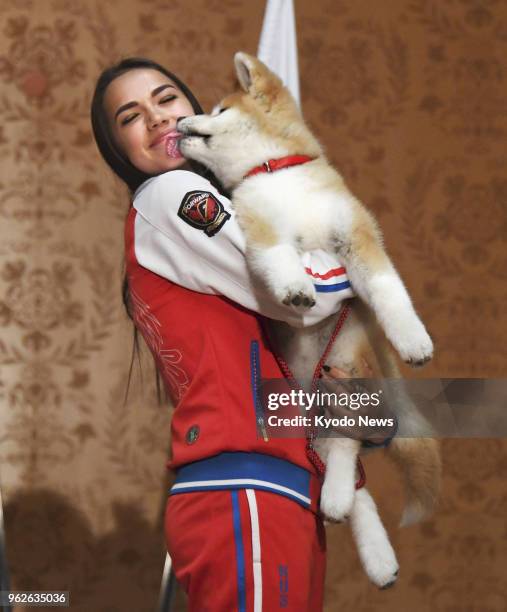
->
132, 170, 354, 328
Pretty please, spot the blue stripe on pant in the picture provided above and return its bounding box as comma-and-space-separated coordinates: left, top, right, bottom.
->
231, 491, 246, 612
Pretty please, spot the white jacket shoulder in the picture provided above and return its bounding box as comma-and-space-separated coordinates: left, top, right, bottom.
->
133, 170, 223, 224
131, 169, 352, 328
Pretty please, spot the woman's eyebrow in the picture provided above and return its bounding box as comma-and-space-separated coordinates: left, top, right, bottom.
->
151, 83, 176, 97
114, 84, 177, 120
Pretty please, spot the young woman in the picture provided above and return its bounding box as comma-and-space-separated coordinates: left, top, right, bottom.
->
91, 57, 391, 611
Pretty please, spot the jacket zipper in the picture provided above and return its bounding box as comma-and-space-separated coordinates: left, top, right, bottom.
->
250, 340, 268, 441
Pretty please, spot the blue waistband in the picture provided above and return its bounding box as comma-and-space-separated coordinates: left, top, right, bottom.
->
170, 452, 313, 509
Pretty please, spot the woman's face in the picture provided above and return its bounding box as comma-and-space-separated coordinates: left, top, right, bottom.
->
104, 68, 195, 175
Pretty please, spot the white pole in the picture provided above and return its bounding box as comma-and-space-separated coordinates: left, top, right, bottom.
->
0, 479, 12, 612
157, 552, 176, 612
257, 0, 301, 109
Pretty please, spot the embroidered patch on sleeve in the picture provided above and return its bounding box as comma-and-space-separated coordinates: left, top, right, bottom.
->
178, 190, 231, 237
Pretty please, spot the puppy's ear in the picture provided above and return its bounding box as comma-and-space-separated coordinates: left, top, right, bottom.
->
234, 52, 283, 103
234, 52, 255, 92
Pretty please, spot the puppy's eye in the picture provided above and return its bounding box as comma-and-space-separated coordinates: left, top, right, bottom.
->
218, 107, 229, 114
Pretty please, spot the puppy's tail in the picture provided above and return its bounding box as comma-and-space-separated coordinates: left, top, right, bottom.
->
387, 436, 442, 527
352, 303, 442, 526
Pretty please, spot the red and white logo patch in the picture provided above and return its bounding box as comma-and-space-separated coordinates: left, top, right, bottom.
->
178, 190, 231, 237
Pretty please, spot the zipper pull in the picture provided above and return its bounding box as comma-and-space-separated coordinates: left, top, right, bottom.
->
257, 416, 269, 442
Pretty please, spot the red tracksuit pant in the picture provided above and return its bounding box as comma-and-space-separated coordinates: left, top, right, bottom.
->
165, 489, 326, 611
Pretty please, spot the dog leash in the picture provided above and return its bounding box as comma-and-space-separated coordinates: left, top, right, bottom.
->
259, 302, 366, 489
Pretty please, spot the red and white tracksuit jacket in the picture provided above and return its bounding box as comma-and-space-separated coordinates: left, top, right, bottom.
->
124, 170, 353, 611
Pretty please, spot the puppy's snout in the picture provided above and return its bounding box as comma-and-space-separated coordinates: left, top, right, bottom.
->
176, 116, 191, 133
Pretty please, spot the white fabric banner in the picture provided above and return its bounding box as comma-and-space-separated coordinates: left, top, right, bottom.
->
257, 0, 301, 108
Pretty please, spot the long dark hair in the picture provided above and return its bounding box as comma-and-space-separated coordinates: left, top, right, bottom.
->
91, 56, 211, 192
90, 57, 219, 403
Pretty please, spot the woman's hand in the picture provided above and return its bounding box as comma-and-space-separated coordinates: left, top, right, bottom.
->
317, 360, 397, 446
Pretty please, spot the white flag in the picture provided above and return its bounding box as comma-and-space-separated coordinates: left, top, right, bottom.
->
257, 0, 300, 108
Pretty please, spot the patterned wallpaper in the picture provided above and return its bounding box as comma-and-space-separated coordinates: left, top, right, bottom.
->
0, 1, 505, 610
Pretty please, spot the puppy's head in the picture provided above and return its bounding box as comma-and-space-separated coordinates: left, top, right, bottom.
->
233, 52, 289, 110
178, 52, 322, 189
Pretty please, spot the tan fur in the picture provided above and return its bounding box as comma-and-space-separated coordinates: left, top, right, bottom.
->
349, 209, 391, 271
223, 69, 323, 159
389, 437, 442, 527
233, 57, 398, 275
238, 209, 279, 247
242, 54, 440, 523
340, 302, 442, 524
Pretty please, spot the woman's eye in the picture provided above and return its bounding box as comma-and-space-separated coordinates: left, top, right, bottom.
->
121, 113, 138, 125
160, 95, 177, 104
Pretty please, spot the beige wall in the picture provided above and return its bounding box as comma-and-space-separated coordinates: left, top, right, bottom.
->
0, 0, 506, 610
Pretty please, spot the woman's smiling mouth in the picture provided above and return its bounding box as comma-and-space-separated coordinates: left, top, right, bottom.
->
164, 133, 183, 158
150, 129, 180, 148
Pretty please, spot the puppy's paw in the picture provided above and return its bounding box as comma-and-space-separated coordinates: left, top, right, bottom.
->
386, 315, 433, 366
276, 278, 316, 310
282, 289, 316, 309
320, 480, 355, 523
362, 545, 399, 589
350, 487, 399, 589
402, 330, 433, 367
379, 571, 399, 590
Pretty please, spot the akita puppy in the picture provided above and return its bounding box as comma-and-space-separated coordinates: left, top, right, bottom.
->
178, 52, 441, 588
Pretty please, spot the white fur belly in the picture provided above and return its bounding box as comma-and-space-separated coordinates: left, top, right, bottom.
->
234, 171, 353, 251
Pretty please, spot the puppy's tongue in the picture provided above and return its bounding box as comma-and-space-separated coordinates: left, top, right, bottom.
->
165, 135, 183, 159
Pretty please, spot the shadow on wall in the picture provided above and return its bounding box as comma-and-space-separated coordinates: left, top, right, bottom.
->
3, 487, 187, 612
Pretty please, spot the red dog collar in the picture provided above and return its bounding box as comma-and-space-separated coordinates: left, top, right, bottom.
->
244, 155, 315, 178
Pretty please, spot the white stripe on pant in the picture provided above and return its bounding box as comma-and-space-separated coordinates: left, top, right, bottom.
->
246, 489, 263, 612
